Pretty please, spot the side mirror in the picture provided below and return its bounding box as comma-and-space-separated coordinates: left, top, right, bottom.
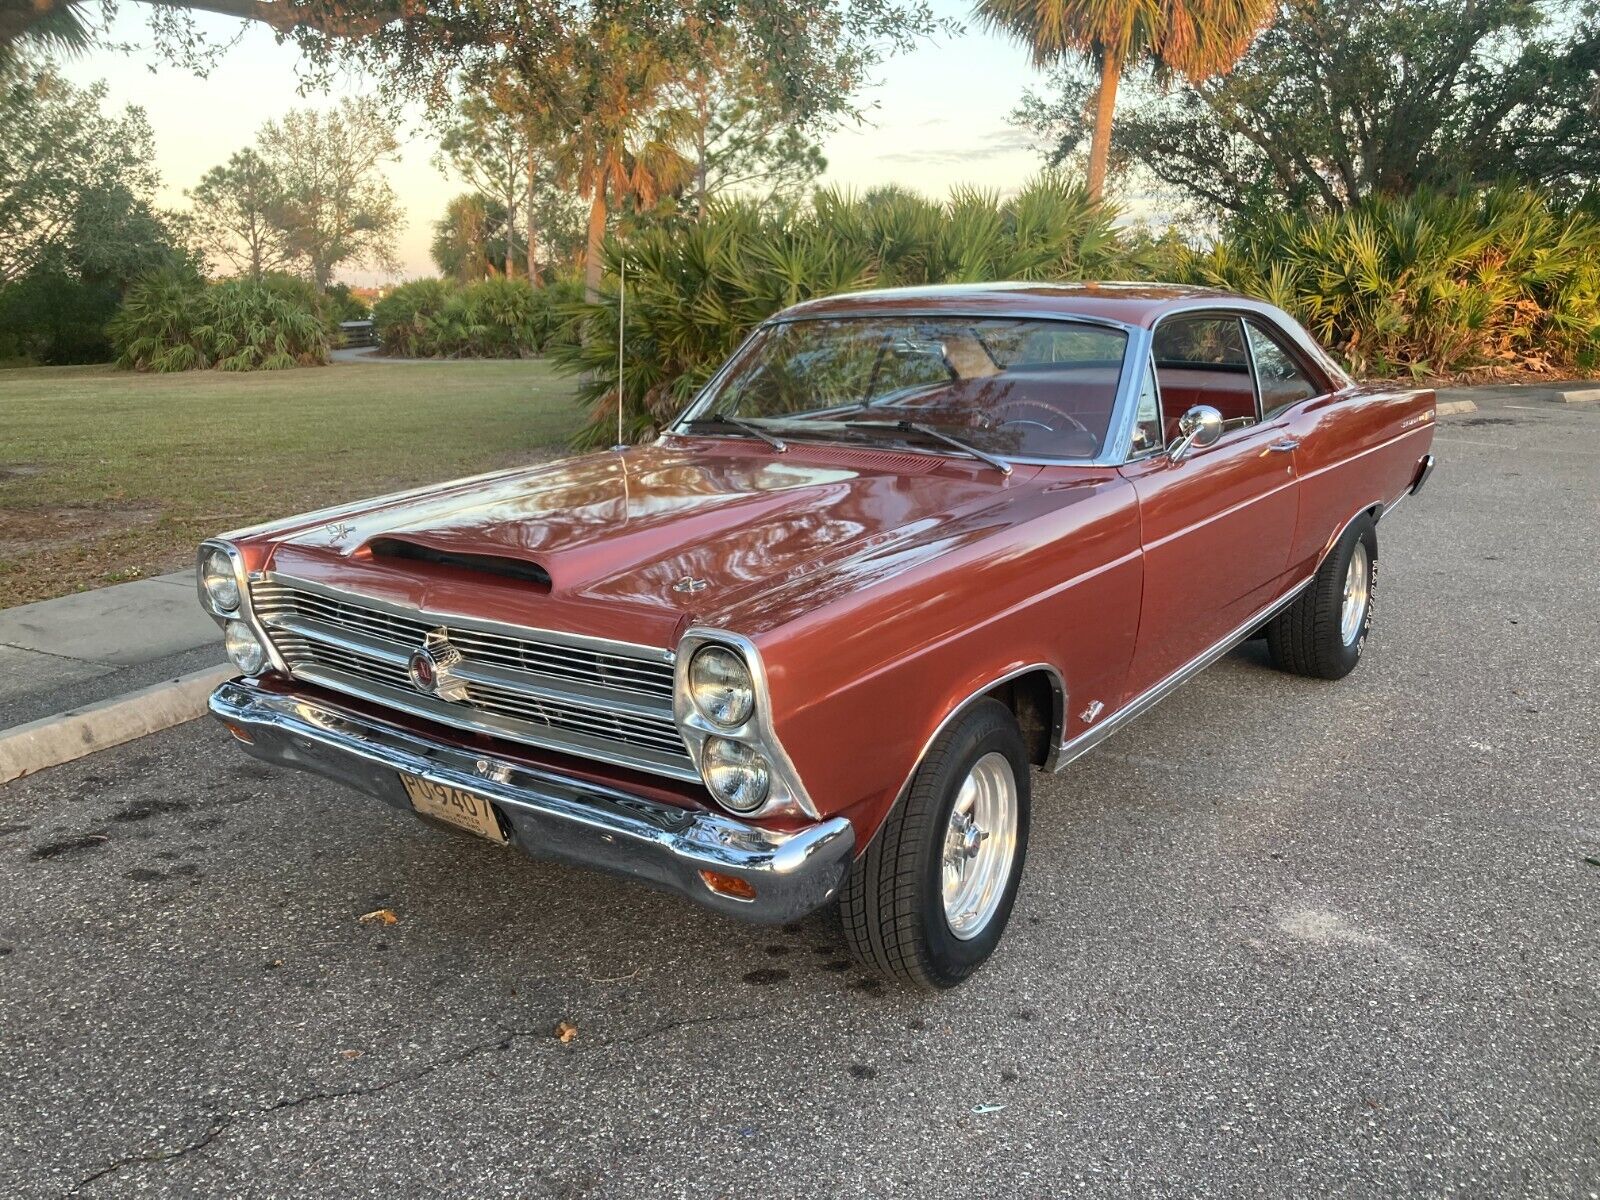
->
1167, 405, 1224, 464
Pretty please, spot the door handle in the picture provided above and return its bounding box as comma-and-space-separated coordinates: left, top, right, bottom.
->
1268, 438, 1300, 452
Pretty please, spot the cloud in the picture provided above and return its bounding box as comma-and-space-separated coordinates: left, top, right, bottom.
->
875, 125, 1039, 165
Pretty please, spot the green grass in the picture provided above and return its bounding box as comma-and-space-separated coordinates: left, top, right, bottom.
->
0, 359, 583, 608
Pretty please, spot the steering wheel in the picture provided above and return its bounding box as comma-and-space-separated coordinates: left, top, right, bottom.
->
990, 399, 1093, 437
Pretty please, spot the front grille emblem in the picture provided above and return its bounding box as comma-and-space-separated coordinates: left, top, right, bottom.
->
407, 628, 468, 701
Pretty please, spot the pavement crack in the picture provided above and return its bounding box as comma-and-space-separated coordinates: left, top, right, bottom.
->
63, 1009, 764, 1195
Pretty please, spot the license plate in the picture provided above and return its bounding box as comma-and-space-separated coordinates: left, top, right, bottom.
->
399, 774, 508, 844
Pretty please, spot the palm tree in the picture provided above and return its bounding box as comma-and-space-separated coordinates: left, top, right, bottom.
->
1, 0, 91, 64
497, 20, 693, 301
975, 0, 1275, 200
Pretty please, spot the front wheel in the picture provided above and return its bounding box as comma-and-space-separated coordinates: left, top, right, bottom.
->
839, 699, 1030, 990
1267, 514, 1377, 680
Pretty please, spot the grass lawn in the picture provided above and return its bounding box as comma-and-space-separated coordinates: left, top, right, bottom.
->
0, 359, 584, 609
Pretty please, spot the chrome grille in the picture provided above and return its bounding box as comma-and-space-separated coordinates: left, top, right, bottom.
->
250, 577, 693, 781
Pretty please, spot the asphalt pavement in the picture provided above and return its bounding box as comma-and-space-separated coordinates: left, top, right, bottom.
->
1, 391, 1596, 1198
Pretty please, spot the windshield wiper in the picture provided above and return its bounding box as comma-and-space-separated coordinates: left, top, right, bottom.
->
842, 420, 1012, 476
683, 414, 787, 452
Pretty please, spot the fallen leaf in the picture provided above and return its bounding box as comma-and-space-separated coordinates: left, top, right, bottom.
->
358, 909, 397, 925
554, 1020, 578, 1044
339, 1049, 363, 1060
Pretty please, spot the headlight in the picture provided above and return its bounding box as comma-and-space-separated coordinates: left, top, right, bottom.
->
201, 548, 241, 613
687, 644, 755, 728
702, 737, 771, 813
223, 620, 267, 675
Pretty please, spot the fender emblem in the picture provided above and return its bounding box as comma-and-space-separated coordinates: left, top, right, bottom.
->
672, 576, 709, 594
1079, 700, 1105, 723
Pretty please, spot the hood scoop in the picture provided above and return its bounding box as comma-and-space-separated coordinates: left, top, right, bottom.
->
366, 537, 552, 591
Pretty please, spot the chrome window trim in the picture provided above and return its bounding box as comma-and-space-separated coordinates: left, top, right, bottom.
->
674, 627, 818, 820
256, 572, 674, 663
1241, 315, 1331, 420
668, 312, 1145, 470
1149, 300, 1352, 394
1123, 351, 1168, 461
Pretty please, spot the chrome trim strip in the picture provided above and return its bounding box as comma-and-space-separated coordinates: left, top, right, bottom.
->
1053, 577, 1313, 770
286, 662, 700, 782
674, 628, 819, 820
257, 573, 675, 663
209, 679, 855, 924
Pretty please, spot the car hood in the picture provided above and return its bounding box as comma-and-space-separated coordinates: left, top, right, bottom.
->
259, 440, 1039, 642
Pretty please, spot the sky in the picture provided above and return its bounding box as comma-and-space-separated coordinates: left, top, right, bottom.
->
60, 0, 1058, 284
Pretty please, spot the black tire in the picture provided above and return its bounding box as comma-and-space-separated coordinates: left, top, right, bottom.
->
839, 698, 1030, 990
1266, 514, 1378, 680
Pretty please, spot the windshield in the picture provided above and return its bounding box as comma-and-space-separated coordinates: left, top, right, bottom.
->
683, 316, 1128, 460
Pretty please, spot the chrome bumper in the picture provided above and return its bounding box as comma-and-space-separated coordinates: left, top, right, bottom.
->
1411, 452, 1437, 494
208, 679, 855, 923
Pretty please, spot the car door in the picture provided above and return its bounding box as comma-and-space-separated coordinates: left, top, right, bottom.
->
1241, 316, 1339, 576
1118, 313, 1301, 694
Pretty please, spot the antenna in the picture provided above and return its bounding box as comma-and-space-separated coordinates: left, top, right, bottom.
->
615, 253, 626, 451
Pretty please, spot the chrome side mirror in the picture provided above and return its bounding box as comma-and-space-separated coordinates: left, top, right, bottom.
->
1167, 405, 1224, 464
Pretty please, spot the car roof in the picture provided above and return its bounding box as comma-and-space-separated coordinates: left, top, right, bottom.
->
773, 281, 1259, 329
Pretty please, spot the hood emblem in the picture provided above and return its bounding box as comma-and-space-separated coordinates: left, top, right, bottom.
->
672, 576, 709, 594
325, 521, 354, 541
407, 628, 468, 701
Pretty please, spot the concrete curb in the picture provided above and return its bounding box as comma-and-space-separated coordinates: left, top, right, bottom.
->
1559, 387, 1600, 403
0, 664, 233, 786
1435, 400, 1479, 417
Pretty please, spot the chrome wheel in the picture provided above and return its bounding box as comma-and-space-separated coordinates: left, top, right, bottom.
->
941, 752, 1019, 940
1340, 541, 1370, 646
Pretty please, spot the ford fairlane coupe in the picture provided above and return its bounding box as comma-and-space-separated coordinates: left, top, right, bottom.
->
200, 283, 1436, 989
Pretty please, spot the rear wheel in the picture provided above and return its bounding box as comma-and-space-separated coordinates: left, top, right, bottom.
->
840, 699, 1030, 990
1267, 514, 1377, 680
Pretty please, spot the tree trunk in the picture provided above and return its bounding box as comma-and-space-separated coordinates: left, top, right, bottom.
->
695, 85, 709, 221
1086, 48, 1123, 203
584, 187, 607, 303
526, 149, 539, 287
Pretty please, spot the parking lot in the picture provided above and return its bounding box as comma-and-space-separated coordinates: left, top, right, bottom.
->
1, 393, 1596, 1198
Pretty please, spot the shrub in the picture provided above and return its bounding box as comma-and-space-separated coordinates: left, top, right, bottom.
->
371, 279, 452, 356
1183, 187, 1600, 378
372, 276, 576, 358
0, 267, 121, 365
555, 175, 1139, 447
110, 272, 329, 372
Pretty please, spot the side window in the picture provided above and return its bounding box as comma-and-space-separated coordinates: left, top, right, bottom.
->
1131, 357, 1163, 453
1151, 316, 1257, 433
1245, 321, 1321, 418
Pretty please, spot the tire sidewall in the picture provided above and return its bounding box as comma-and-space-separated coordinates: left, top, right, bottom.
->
915, 710, 1031, 988
1330, 519, 1378, 671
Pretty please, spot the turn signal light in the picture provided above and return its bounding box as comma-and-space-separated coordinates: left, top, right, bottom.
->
699, 870, 756, 901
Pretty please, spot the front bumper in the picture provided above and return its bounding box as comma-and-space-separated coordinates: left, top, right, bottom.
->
208, 679, 855, 923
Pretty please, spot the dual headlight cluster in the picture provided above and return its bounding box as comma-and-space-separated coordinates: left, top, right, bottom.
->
199, 546, 269, 676
684, 644, 773, 814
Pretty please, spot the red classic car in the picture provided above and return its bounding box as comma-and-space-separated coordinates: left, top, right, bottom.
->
199, 283, 1436, 989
